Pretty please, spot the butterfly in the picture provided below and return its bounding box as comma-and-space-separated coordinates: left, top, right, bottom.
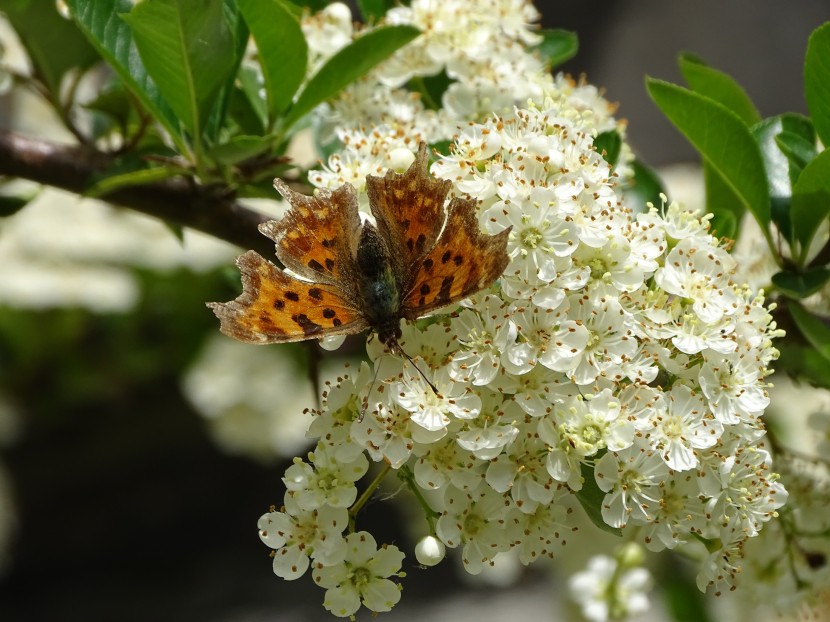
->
207, 142, 511, 357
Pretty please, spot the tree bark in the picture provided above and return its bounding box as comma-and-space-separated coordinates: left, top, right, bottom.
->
0, 130, 276, 257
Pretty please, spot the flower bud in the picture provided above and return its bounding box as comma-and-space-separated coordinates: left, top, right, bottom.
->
414, 535, 445, 566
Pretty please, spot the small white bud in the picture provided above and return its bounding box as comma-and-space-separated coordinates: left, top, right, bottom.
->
415, 535, 446, 566
389, 148, 416, 173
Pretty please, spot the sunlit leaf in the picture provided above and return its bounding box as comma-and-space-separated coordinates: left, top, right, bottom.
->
534, 29, 578, 68
284, 25, 420, 129
805, 23, 830, 148
790, 149, 830, 264
122, 0, 237, 137
679, 53, 761, 126
67, 0, 183, 148
647, 78, 770, 234
238, 0, 307, 121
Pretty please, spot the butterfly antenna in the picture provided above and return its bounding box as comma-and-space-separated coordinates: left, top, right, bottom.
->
399, 348, 439, 395
359, 361, 383, 422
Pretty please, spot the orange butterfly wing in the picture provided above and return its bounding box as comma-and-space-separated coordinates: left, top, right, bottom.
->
366, 142, 449, 282
208, 251, 368, 344
400, 195, 511, 318
208, 180, 368, 344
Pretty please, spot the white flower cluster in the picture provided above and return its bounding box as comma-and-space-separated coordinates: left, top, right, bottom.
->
253, 1, 788, 617
259, 104, 787, 615
569, 546, 652, 622
303, 0, 627, 197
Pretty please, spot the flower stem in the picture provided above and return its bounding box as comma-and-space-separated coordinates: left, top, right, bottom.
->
397, 464, 441, 533
349, 463, 392, 532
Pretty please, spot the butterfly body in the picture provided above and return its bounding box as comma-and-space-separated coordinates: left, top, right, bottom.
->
353, 223, 403, 350
208, 142, 511, 352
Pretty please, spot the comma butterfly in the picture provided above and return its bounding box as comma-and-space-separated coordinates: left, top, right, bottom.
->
207, 142, 511, 356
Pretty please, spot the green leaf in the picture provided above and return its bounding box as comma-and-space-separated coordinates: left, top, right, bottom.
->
82, 80, 132, 126
67, 0, 183, 149
703, 162, 740, 240
0, 183, 39, 217
805, 23, 830, 149
660, 556, 714, 622
2, 0, 99, 98
789, 302, 830, 363
776, 344, 830, 390
122, 0, 237, 137
410, 71, 453, 111
647, 78, 770, 234
357, 0, 394, 22
775, 131, 817, 173
678, 53, 761, 126
202, 0, 250, 143
533, 29, 578, 68
206, 135, 273, 166
790, 149, 830, 264
284, 25, 421, 129
575, 462, 622, 537
772, 267, 830, 299
238, 0, 307, 121
85, 167, 182, 198
623, 159, 665, 212
235, 64, 269, 133
594, 130, 622, 167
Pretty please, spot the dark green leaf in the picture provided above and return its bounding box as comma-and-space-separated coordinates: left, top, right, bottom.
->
772, 267, 830, 299
82, 80, 132, 126
410, 71, 453, 111
533, 29, 578, 68
0, 184, 39, 217
594, 130, 621, 167
206, 135, 273, 166
704, 162, 740, 240
238, 0, 307, 121
805, 23, 830, 149
678, 53, 760, 126
789, 301, 830, 363
790, 149, 830, 264
357, 0, 394, 22
623, 159, 665, 212
202, 0, 250, 142
287, 0, 325, 10
67, 0, 183, 149
575, 462, 622, 537
3, 0, 99, 99
284, 25, 421, 129
775, 131, 817, 174
236, 65, 269, 133
647, 78, 770, 233
660, 556, 714, 622
122, 0, 237, 137
430, 140, 454, 158
752, 116, 796, 239
776, 344, 830, 390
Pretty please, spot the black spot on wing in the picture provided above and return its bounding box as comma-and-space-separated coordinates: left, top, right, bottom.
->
274, 299, 285, 310
293, 313, 322, 335
323, 308, 336, 319
325, 258, 335, 271
285, 291, 300, 302
441, 250, 452, 264
308, 259, 325, 272
437, 276, 454, 303
308, 287, 323, 300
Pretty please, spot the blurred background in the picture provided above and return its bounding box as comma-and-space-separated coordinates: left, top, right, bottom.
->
0, 2, 827, 620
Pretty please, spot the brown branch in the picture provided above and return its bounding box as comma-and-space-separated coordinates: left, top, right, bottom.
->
0, 130, 275, 257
